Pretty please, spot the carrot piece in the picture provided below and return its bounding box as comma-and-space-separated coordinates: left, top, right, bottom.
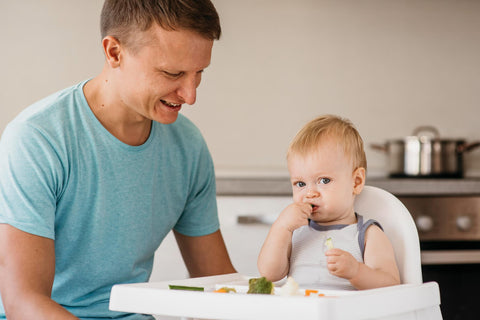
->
305, 289, 318, 296
214, 288, 227, 293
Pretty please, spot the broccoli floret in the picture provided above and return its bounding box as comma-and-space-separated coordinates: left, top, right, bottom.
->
247, 277, 274, 294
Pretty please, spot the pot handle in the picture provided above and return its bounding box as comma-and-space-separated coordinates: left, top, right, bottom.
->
370, 143, 387, 152
457, 141, 480, 153
412, 126, 440, 138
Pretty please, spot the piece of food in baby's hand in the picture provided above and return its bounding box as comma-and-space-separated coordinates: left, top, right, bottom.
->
247, 277, 274, 294
325, 237, 334, 250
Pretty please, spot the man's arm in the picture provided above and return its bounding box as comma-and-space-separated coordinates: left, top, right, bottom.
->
173, 229, 236, 277
0, 224, 79, 319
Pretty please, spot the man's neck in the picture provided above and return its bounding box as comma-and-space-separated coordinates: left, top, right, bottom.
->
83, 75, 152, 146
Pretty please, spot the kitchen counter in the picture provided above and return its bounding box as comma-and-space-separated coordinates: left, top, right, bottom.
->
216, 176, 480, 196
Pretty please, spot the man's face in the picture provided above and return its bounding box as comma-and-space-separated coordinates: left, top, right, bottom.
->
115, 25, 214, 124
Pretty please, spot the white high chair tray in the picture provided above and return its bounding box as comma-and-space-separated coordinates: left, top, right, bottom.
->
110, 273, 442, 320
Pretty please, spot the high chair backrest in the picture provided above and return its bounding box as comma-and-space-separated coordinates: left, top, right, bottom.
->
354, 185, 422, 285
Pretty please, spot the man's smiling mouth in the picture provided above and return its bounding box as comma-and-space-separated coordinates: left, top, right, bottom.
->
160, 99, 181, 108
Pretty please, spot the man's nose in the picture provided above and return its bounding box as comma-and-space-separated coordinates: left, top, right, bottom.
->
177, 75, 198, 105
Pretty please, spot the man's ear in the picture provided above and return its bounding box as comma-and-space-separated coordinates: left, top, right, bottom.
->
102, 36, 122, 68
352, 167, 366, 195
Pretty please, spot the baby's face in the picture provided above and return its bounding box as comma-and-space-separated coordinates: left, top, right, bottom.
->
288, 140, 361, 225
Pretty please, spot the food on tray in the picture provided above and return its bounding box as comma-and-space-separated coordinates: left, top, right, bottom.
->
278, 277, 300, 296
168, 284, 204, 291
169, 276, 331, 298
305, 289, 327, 297
214, 287, 237, 293
247, 277, 274, 294
325, 237, 334, 250
305, 289, 318, 296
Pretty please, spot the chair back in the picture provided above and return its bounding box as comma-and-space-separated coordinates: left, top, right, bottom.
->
354, 185, 422, 284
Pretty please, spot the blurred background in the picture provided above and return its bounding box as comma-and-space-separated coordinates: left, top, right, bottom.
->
1, 0, 479, 178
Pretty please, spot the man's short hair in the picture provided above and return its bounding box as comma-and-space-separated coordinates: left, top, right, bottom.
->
100, 0, 221, 51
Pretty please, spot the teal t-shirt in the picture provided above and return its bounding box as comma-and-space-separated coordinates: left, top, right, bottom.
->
0, 80, 219, 319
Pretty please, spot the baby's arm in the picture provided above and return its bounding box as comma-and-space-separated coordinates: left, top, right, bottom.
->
257, 202, 312, 282
325, 225, 400, 289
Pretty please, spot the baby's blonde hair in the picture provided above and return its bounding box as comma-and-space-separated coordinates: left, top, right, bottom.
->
287, 114, 367, 171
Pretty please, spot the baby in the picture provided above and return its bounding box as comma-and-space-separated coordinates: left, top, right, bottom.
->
257, 115, 400, 290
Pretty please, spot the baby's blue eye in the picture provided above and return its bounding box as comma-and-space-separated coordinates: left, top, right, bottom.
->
295, 181, 306, 188
319, 178, 331, 184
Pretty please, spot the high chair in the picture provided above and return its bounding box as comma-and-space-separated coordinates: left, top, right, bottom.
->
354, 185, 422, 285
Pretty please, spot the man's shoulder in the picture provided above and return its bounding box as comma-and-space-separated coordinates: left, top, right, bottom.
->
2, 81, 89, 155
11, 81, 86, 127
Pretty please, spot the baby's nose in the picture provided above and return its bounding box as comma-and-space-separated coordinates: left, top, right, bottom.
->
305, 187, 319, 198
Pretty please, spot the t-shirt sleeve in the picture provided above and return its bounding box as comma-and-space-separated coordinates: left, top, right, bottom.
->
173, 138, 219, 237
0, 122, 61, 239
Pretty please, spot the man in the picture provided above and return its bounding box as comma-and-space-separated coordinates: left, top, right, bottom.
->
0, 0, 235, 319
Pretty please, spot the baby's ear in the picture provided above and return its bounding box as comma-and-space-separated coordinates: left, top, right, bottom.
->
352, 167, 366, 195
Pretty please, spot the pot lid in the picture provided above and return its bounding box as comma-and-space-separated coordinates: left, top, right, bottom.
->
394, 126, 465, 143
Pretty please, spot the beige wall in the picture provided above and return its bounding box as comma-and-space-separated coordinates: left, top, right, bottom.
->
1, 0, 479, 178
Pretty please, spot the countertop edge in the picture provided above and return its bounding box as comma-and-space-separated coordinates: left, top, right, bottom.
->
216, 177, 480, 196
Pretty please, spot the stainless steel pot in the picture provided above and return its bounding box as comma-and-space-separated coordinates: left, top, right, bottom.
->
372, 126, 480, 178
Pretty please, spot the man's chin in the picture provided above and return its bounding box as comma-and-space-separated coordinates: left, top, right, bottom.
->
152, 105, 181, 124
153, 113, 179, 124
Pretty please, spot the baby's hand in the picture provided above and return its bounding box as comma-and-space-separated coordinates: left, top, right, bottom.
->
325, 248, 360, 280
274, 202, 312, 233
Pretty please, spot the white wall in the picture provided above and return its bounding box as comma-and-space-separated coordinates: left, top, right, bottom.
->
0, 1, 104, 127
1, 0, 479, 177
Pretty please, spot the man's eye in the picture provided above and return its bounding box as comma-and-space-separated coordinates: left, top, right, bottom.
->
164, 71, 183, 78
294, 181, 306, 188
319, 178, 331, 184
